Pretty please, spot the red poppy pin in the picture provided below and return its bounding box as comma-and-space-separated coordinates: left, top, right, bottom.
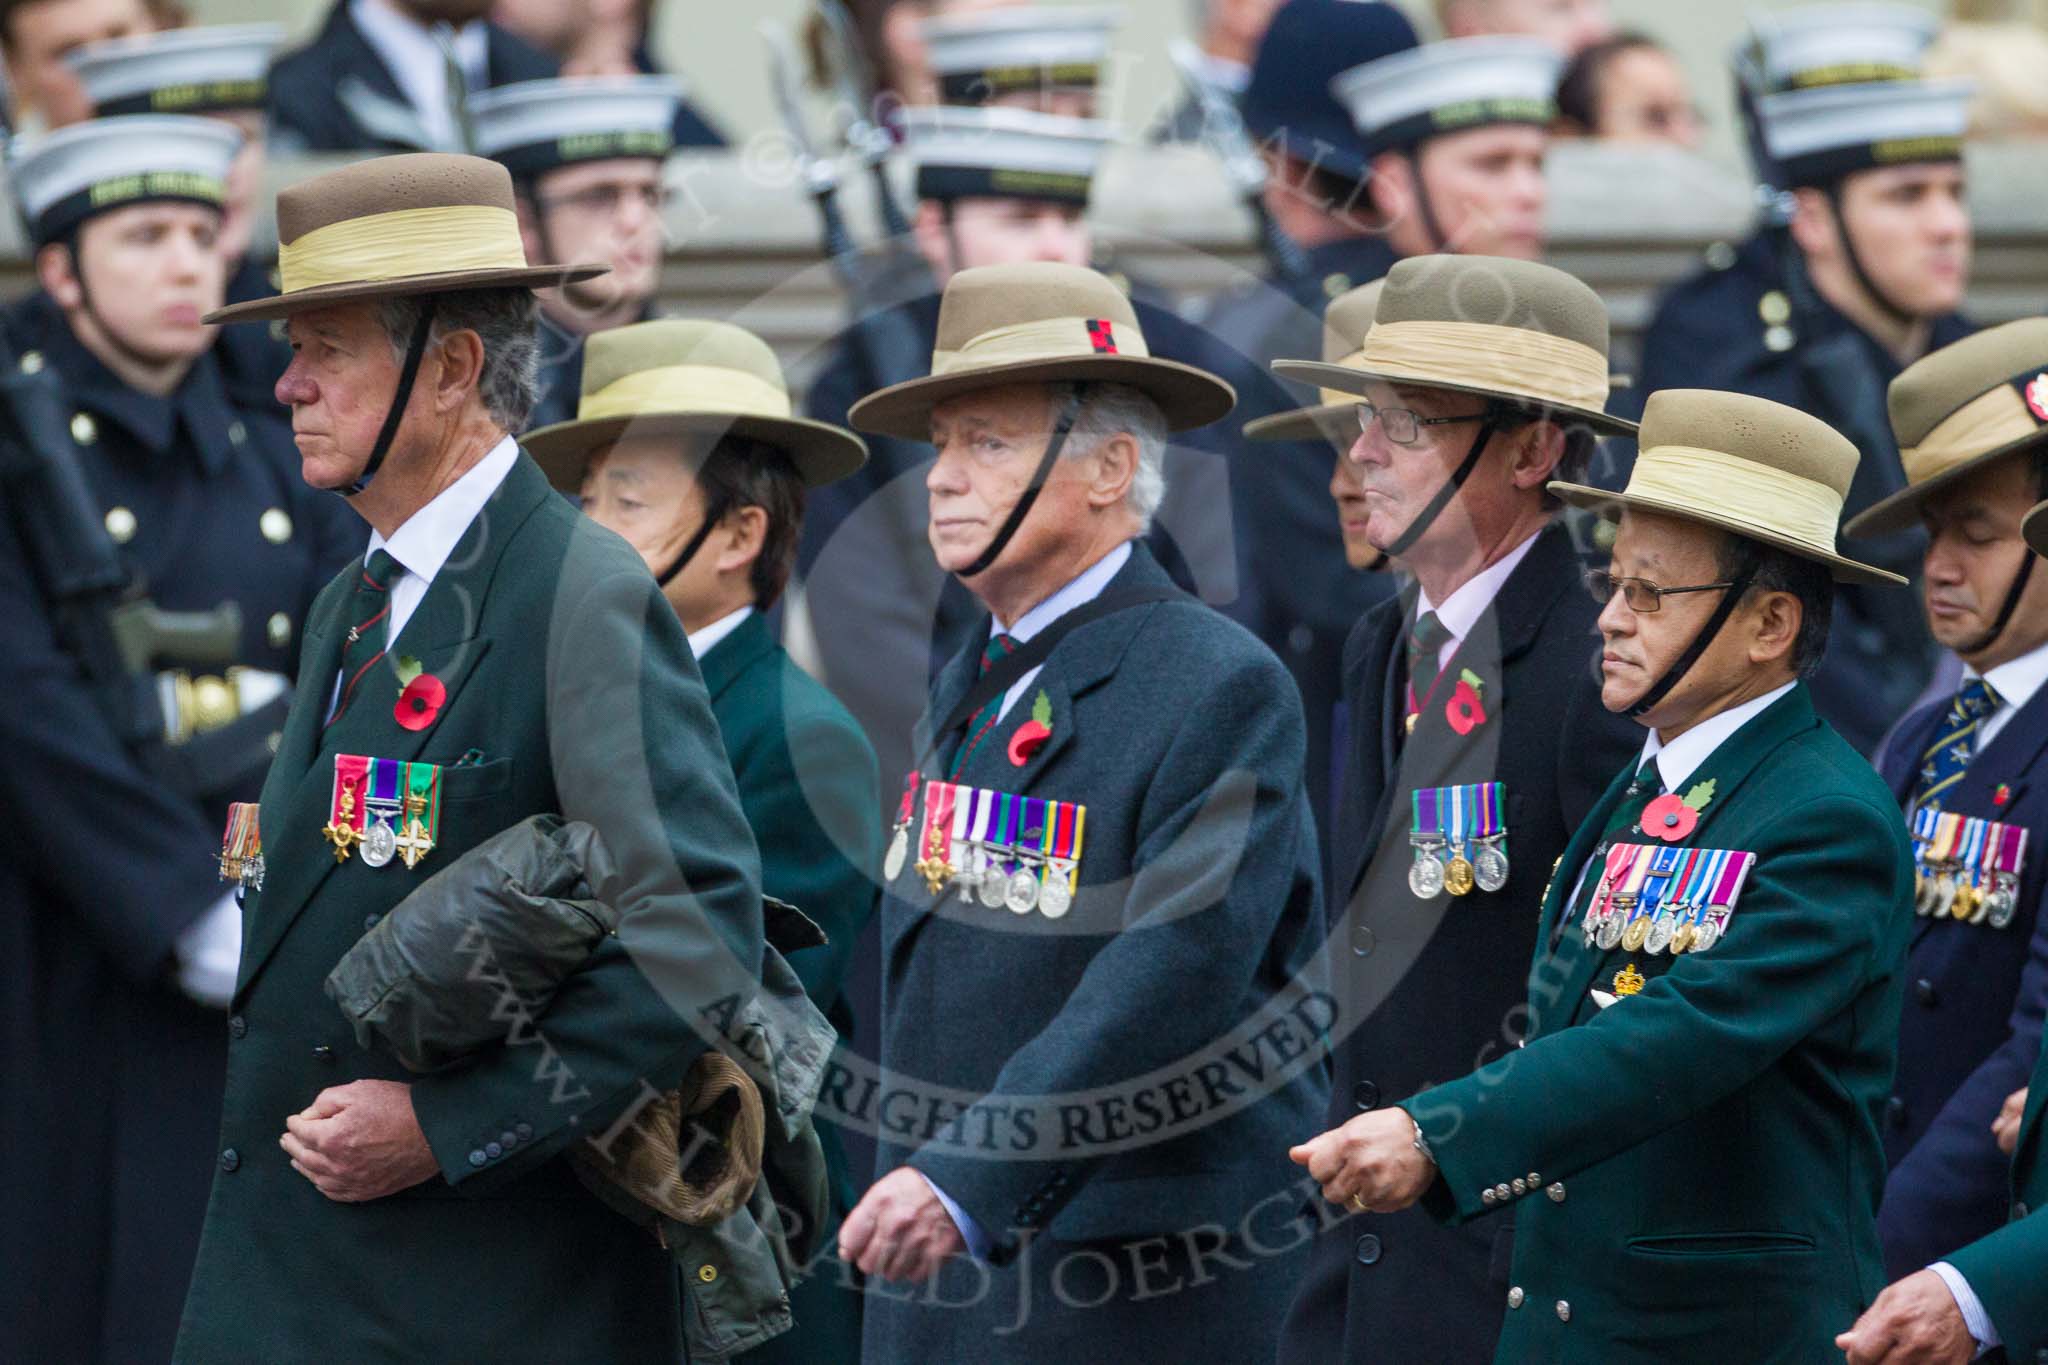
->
1643, 779, 1716, 842
395, 672, 446, 731
1994, 783, 2013, 808
1008, 689, 1054, 766
1445, 670, 1489, 736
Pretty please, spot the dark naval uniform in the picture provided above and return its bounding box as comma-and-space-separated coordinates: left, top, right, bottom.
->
216, 256, 293, 410
1875, 671, 2048, 1278
0, 304, 360, 1365
697, 610, 878, 1364
1632, 233, 1974, 754
530, 303, 657, 436
266, 3, 556, 153
863, 542, 1326, 1361
1200, 234, 1404, 846
1278, 520, 1640, 1365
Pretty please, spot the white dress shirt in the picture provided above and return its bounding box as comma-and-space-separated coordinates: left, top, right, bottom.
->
686, 605, 754, 662
988, 539, 1132, 723
1970, 637, 2048, 752
1636, 680, 1797, 794
1412, 530, 1542, 671
350, 0, 489, 151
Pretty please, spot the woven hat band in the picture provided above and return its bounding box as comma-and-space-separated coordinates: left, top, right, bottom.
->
1361, 319, 1608, 411
578, 364, 792, 422
279, 204, 528, 293
931, 313, 1150, 375
1902, 383, 2044, 480
1629, 444, 1843, 553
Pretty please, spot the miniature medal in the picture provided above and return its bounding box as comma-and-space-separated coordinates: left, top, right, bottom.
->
883, 771, 919, 882
394, 761, 441, 870
1475, 839, 1509, 894
323, 755, 369, 863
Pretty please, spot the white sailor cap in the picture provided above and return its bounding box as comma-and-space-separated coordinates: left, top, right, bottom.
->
468, 75, 681, 180
12, 114, 243, 245
921, 6, 1122, 106
1333, 36, 1562, 157
65, 23, 283, 118
902, 105, 1115, 207
1741, 4, 1939, 94
1759, 78, 1973, 186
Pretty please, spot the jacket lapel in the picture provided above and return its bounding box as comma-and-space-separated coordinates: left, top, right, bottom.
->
236, 452, 550, 997
1550, 685, 1821, 1018
697, 613, 776, 704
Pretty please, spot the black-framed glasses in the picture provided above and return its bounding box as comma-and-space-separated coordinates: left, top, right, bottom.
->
1354, 401, 1491, 447
1584, 569, 1736, 613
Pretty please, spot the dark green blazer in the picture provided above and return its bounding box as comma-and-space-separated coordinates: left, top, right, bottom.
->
1946, 1040, 2048, 1358
698, 609, 878, 1208
1404, 684, 1914, 1364
174, 452, 764, 1363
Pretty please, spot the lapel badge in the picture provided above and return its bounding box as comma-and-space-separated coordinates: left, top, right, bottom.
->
1611, 962, 1646, 997
1008, 689, 1054, 766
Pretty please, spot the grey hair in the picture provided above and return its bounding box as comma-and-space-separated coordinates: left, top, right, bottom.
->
377, 288, 542, 434
1052, 381, 1169, 533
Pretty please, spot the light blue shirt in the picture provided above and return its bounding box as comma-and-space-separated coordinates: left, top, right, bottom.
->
1929, 1261, 2000, 1356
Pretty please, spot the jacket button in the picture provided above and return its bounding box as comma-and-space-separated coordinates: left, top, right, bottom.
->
1914, 978, 1938, 1007
1546, 1182, 1566, 1203
515, 1122, 533, 1141
1507, 1287, 1524, 1309
1885, 1096, 1907, 1127
468, 1149, 487, 1168
1353, 1234, 1382, 1265
1353, 1081, 1380, 1111
1352, 925, 1376, 957
227, 1015, 247, 1039
697, 1264, 717, 1283
499, 1130, 518, 1148
1555, 1299, 1571, 1322
485, 1142, 503, 1160
219, 1148, 240, 1172
363, 913, 381, 930
312, 1045, 335, 1064
2016, 1202, 2031, 1222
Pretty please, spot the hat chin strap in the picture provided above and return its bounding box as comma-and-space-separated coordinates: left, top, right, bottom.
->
1957, 550, 2036, 658
1822, 184, 1919, 329
959, 384, 1087, 579
1403, 150, 1449, 255
344, 298, 439, 497
1379, 413, 1498, 561
1625, 550, 1760, 720
653, 489, 732, 588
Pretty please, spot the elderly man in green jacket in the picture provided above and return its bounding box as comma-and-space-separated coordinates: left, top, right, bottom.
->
1294, 388, 1917, 1363
526, 316, 881, 1362
174, 154, 764, 1363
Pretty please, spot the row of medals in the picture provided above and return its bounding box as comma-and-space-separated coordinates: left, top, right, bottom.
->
1408, 834, 1509, 899
323, 782, 435, 870
1916, 864, 2019, 927
888, 826, 1075, 919
1584, 894, 1727, 955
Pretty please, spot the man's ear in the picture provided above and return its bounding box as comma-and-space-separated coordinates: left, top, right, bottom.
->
1748, 588, 1803, 668
429, 327, 487, 415
911, 199, 953, 281
1786, 187, 1837, 260
716, 503, 768, 575
1085, 431, 1139, 510
1506, 420, 1567, 491
35, 240, 81, 309
1365, 150, 1412, 225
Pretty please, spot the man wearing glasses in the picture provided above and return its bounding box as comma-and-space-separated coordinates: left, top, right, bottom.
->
1298, 386, 1916, 1361
469, 75, 680, 431
1274, 254, 1638, 1365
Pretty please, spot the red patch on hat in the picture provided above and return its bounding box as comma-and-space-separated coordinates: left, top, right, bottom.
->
2025, 373, 2048, 424
1086, 319, 1118, 354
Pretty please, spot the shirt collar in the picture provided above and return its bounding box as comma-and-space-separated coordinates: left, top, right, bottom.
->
1414, 529, 1543, 646
1969, 638, 2048, 714
349, 0, 489, 133
994, 540, 1133, 643
367, 435, 519, 583
687, 605, 754, 660
1639, 680, 1797, 793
